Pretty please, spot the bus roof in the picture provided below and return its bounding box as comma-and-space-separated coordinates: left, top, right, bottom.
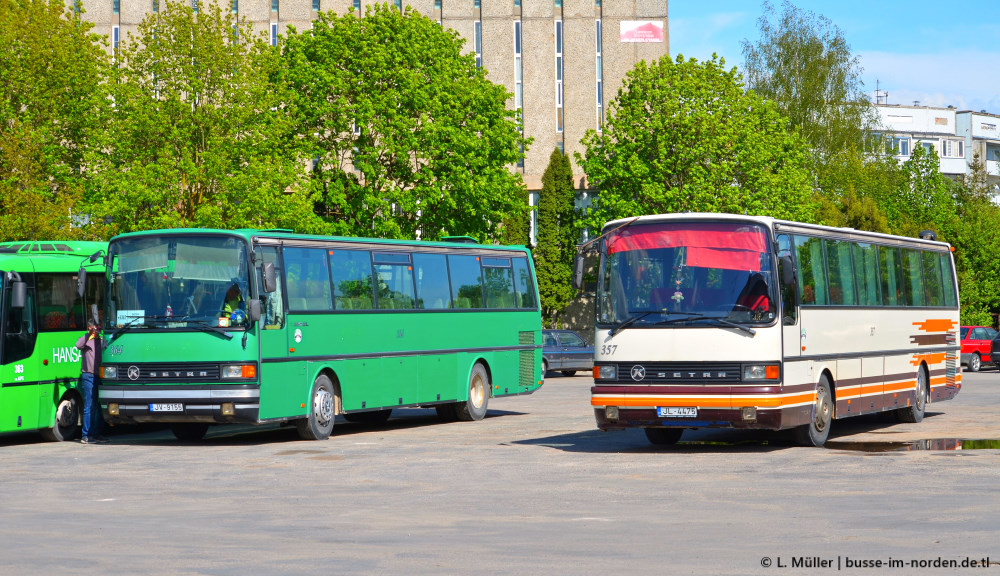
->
109, 228, 531, 252
601, 213, 952, 251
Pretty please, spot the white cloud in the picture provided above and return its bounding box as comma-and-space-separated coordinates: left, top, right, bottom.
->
859, 50, 1000, 113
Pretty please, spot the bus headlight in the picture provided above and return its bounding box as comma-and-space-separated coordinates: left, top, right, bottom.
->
743, 364, 780, 381
222, 364, 256, 379
101, 366, 118, 380
596, 365, 617, 380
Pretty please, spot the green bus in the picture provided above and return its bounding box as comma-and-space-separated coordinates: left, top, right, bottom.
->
97, 229, 543, 441
0, 241, 107, 441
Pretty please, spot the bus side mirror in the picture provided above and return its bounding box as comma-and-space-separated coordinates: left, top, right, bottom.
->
77, 267, 87, 298
572, 252, 585, 291
780, 254, 796, 287
247, 299, 262, 323
262, 262, 276, 294
11, 281, 27, 309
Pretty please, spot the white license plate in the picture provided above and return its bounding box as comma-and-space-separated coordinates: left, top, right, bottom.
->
150, 403, 184, 412
657, 407, 697, 417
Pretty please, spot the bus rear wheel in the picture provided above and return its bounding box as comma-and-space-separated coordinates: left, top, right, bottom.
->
297, 374, 336, 440
40, 393, 81, 442
896, 368, 928, 423
644, 428, 683, 446
171, 423, 210, 442
796, 376, 833, 447
454, 363, 490, 421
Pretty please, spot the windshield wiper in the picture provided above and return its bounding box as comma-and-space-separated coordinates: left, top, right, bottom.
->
654, 314, 756, 336
108, 314, 172, 341
177, 317, 234, 340
609, 309, 664, 337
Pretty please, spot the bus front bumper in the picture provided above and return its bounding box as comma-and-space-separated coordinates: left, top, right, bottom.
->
99, 384, 260, 424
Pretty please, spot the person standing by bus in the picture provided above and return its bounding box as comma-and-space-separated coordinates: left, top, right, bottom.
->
76, 320, 108, 444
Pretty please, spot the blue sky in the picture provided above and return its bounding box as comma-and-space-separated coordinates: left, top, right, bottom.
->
669, 1, 1000, 114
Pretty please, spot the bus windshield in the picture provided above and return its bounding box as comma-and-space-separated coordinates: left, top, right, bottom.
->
597, 221, 777, 327
108, 235, 251, 330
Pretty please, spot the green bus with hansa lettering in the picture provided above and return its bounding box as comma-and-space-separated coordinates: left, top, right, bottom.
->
97, 229, 543, 441
0, 241, 107, 441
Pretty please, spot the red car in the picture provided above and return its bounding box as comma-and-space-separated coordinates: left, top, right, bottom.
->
961, 325, 997, 372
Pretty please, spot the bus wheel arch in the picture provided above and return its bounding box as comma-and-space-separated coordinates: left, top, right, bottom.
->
897, 363, 928, 423
795, 372, 834, 447
296, 371, 338, 440
455, 361, 491, 421
40, 389, 82, 442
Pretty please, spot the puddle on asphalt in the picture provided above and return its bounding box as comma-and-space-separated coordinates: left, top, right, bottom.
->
825, 439, 1000, 452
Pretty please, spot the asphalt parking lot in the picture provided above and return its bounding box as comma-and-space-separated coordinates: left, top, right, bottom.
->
2, 371, 998, 575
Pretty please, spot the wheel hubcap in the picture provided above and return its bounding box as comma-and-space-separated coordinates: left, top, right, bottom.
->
56, 398, 78, 428
814, 387, 831, 431
470, 374, 485, 408
314, 387, 334, 425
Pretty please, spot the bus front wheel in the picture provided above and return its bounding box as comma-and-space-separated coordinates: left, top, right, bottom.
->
644, 428, 683, 446
297, 374, 336, 440
796, 376, 833, 447
455, 363, 490, 421
40, 393, 81, 442
171, 423, 210, 442
896, 368, 928, 423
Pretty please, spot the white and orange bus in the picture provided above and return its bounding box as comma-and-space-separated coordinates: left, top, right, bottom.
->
583, 213, 961, 446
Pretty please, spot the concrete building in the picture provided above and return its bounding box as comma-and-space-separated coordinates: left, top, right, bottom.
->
71, 0, 669, 197
875, 103, 1000, 196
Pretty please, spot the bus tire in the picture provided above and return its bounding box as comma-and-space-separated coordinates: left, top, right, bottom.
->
795, 376, 833, 447
40, 393, 81, 442
896, 367, 928, 423
435, 404, 457, 421
454, 363, 490, 421
297, 374, 336, 440
343, 409, 392, 425
171, 423, 210, 442
644, 427, 683, 446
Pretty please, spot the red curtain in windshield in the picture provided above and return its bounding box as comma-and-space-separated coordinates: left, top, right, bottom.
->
606, 222, 767, 271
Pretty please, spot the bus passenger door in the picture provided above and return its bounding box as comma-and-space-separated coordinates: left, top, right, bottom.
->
778, 235, 800, 361
0, 277, 40, 433
255, 246, 297, 420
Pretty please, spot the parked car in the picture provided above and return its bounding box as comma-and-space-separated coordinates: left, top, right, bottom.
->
542, 329, 594, 377
961, 325, 998, 372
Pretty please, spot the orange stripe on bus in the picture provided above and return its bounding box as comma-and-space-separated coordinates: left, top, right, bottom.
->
910, 352, 947, 366
912, 319, 956, 333
591, 392, 816, 409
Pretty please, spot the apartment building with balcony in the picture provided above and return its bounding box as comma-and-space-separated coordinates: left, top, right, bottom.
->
876, 104, 1000, 196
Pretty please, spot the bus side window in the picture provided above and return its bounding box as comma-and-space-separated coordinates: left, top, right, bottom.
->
3, 285, 37, 364
256, 246, 284, 329
776, 234, 796, 325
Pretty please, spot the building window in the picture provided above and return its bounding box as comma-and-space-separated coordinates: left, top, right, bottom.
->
312, 0, 319, 10
152, 0, 158, 12
595, 0, 600, 5
233, 24, 239, 42
232, 0, 238, 13
942, 139, 964, 158
918, 141, 935, 155
354, 0, 361, 12
112, 25, 120, 58
596, 19, 603, 130
394, 0, 401, 10
271, 0, 278, 12
514, 0, 520, 6
474, 0, 480, 6
514, 20, 523, 168
270, 23, 278, 46
113, 0, 120, 13
555, 20, 563, 133
192, 0, 198, 12
474, 21, 483, 68
435, 0, 441, 9
888, 136, 909, 156
555, 0, 561, 6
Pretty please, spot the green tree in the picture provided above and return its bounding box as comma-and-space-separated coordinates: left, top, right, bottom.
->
0, 0, 108, 240
282, 5, 529, 242
577, 54, 814, 230
499, 187, 532, 247
741, 1, 878, 160
84, 0, 323, 236
535, 148, 576, 325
